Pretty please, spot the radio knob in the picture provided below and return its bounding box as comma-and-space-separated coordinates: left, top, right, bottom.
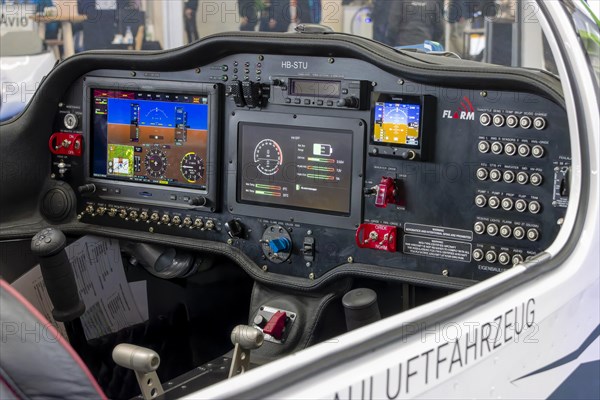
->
205, 220, 215, 230
472, 249, 485, 261
486, 223, 499, 236
501, 198, 514, 211
488, 196, 500, 209
96, 207, 106, 216
518, 144, 531, 157
78, 184, 96, 194
516, 172, 529, 185
491, 141, 504, 154
129, 210, 138, 220
485, 251, 498, 263
515, 199, 528, 212
194, 218, 204, 228
489, 169, 502, 182
478, 141, 491, 153
512, 254, 524, 265
503, 170, 515, 183
513, 227, 526, 240
528, 201, 541, 214
504, 142, 517, 156
475, 195, 487, 208
108, 208, 117, 217
161, 214, 170, 224
183, 217, 193, 227
118, 209, 127, 219
476, 168, 489, 181
498, 252, 511, 266
532, 145, 545, 158
150, 212, 160, 222
189, 197, 207, 207
140, 211, 149, 221
85, 205, 95, 215
530, 173, 543, 186
474, 221, 486, 235
172, 216, 182, 226
336, 96, 359, 108
527, 228, 540, 242
500, 225, 512, 238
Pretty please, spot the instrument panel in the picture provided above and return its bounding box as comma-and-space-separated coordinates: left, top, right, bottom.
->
46, 52, 571, 283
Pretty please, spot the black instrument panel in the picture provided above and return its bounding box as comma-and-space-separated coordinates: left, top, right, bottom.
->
48, 53, 571, 283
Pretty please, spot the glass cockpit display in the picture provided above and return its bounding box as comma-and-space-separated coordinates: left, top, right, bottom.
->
238, 123, 353, 215
373, 98, 421, 148
91, 89, 209, 190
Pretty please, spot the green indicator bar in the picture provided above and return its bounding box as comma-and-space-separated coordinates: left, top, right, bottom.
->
309, 166, 334, 172
256, 184, 281, 190
307, 157, 336, 164
255, 190, 281, 197
307, 174, 335, 181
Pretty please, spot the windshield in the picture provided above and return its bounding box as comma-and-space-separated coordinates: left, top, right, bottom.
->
1, 0, 593, 122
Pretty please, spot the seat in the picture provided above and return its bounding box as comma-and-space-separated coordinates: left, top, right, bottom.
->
0, 279, 107, 400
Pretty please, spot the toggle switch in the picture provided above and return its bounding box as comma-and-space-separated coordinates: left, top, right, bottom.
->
263, 311, 287, 340
375, 177, 402, 208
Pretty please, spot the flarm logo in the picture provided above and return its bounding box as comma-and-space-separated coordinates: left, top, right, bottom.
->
442, 96, 476, 120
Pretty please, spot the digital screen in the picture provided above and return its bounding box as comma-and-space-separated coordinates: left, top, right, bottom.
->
238, 123, 353, 215
289, 79, 341, 98
373, 101, 421, 147
91, 89, 210, 190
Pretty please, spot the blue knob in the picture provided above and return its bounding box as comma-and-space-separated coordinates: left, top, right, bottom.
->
268, 238, 291, 253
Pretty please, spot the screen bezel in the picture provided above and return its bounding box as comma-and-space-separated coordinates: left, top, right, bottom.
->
227, 111, 365, 230
82, 77, 220, 210
370, 93, 424, 150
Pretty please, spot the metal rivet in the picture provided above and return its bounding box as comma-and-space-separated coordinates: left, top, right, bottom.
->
347, 257, 354, 263
262, 265, 268, 271
480, 91, 487, 97
309, 273, 315, 280
227, 239, 233, 245
442, 269, 449, 276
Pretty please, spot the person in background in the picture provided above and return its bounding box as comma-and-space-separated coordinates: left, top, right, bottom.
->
381, 0, 445, 47
295, 0, 321, 25
184, 0, 199, 43
258, 0, 291, 32
1, 0, 60, 40
238, 0, 258, 31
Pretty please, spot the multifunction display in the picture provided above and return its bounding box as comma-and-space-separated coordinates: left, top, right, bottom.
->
373, 99, 421, 147
91, 89, 210, 190
238, 123, 353, 215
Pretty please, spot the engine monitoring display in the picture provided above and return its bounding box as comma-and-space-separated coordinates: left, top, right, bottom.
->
91, 89, 210, 190
238, 123, 353, 215
373, 100, 421, 147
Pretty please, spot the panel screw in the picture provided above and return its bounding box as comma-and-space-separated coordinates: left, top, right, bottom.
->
149, 227, 154, 233
347, 257, 354, 263
227, 238, 233, 245
371, 81, 377, 87
130, 71, 136, 77
306, 262, 312, 267
77, 214, 82, 220
557, 218, 564, 225
195, 68, 201, 73
307, 230, 312, 235
328, 58, 334, 64
480, 91, 487, 97
442, 269, 449, 276
258, 55, 264, 61
50, 173, 56, 179
309, 272, 315, 280
262, 265, 268, 272
397, 79, 404, 85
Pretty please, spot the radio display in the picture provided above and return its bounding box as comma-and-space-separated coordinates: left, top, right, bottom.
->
373, 100, 421, 148
90, 88, 210, 190
289, 79, 341, 98
238, 123, 353, 215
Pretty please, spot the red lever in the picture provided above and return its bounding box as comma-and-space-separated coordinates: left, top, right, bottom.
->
263, 311, 287, 340
375, 177, 397, 208
355, 224, 397, 252
49, 132, 83, 157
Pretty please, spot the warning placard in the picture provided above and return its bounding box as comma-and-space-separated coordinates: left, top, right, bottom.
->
403, 235, 472, 263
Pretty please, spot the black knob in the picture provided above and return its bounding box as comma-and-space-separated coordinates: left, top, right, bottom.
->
77, 184, 96, 194
31, 228, 85, 322
272, 78, 284, 86
225, 219, 244, 238
253, 314, 266, 328
189, 197, 207, 207
336, 96, 359, 108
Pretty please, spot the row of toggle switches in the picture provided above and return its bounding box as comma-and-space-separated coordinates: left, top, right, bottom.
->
85, 206, 216, 230
475, 195, 541, 213
476, 168, 543, 186
472, 248, 526, 266
480, 113, 546, 130
474, 221, 540, 241
478, 141, 544, 158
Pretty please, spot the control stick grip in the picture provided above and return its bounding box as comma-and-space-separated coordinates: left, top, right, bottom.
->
31, 228, 85, 322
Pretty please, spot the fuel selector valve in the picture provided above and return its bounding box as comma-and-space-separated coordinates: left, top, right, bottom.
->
374, 177, 403, 208
260, 225, 292, 264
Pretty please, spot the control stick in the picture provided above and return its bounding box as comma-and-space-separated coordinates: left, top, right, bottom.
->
30, 228, 85, 322
228, 325, 264, 378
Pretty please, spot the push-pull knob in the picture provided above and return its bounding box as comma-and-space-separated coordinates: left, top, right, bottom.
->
113, 344, 164, 400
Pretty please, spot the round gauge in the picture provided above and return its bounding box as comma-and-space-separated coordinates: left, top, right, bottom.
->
254, 139, 283, 176
144, 148, 168, 178
180, 152, 205, 183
